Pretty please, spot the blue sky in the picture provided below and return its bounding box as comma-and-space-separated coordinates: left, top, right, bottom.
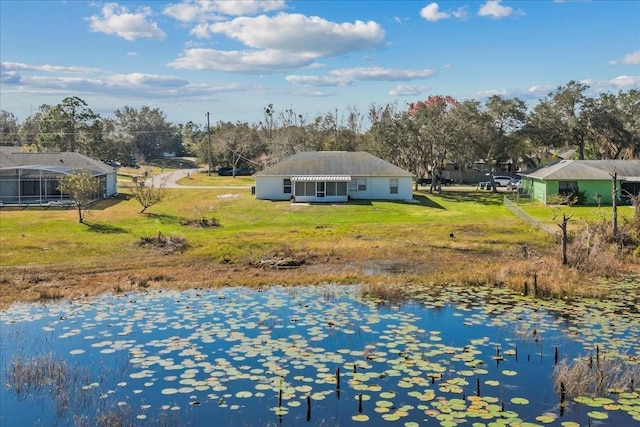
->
1, 0, 639, 128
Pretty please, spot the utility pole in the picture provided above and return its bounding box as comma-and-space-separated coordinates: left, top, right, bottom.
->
206, 112, 212, 176
611, 170, 618, 237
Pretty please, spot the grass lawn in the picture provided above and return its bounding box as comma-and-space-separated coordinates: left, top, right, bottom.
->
175, 170, 254, 187
0, 185, 636, 309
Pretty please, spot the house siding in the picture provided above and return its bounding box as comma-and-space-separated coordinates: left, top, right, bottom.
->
255, 176, 292, 201
255, 175, 413, 202
254, 151, 414, 203
520, 160, 640, 205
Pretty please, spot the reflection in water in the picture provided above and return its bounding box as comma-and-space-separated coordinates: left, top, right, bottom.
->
1, 282, 638, 426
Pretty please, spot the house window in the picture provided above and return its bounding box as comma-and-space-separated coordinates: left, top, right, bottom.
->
358, 179, 367, 191
326, 182, 336, 196
390, 179, 398, 194
305, 182, 315, 196
316, 182, 325, 198
559, 181, 578, 196
337, 182, 347, 196
283, 178, 291, 194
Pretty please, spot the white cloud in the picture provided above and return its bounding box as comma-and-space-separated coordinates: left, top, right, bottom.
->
389, 84, 428, 96
609, 50, 640, 65
173, 13, 385, 73
1, 62, 101, 74
330, 67, 435, 81
169, 48, 316, 73
163, 0, 286, 22
196, 13, 385, 57
0, 62, 252, 101
420, 3, 450, 22
478, 1, 522, 19
86, 3, 166, 41
609, 75, 640, 87
452, 7, 470, 20
286, 67, 435, 87
286, 75, 347, 87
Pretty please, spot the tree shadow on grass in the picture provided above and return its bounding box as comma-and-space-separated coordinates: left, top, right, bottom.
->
85, 222, 129, 234
417, 188, 505, 206
88, 194, 133, 210
145, 213, 186, 225
409, 194, 446, 209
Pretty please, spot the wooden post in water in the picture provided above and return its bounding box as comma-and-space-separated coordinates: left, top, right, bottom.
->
554, 346, 558, 365
476, 377, 481, 397
358, 393, 363, 413
533, 272, 538, 297
335, 367, 341, 398
306, 394, 311, 422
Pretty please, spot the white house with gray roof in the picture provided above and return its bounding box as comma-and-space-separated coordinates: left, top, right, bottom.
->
0, 147, 118, 206
254, 151, 414, 202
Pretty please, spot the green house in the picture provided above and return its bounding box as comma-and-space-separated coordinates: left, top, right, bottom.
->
520, 160, 640, 205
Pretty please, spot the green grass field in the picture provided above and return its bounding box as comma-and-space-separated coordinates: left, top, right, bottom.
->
0, 183, 636, 308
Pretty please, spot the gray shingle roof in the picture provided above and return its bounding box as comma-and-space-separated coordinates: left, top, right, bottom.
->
254, 151, 413, 178
0, 149, 115, 174
521, 160, 640, 181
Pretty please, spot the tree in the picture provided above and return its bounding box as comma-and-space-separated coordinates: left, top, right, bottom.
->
527, 81, 591, 160
130, 177, 167, 213
584, 90, 639, 159
368, 103, 425, 186
112, 106, 181, 161
18, 105, 51, 149
447, 100, 490, 183
38, 97, 103, 155
211, 121, 264, 175
409, 96, 458, 193
57, 170, 102, 223
0, 110, 20, 146
484, 95, 527, 190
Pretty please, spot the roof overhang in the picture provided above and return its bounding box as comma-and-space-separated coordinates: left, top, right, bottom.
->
0, 165, 105, 176
291, 175, 352, 182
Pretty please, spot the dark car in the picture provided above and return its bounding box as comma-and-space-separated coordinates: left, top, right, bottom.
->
417, 177, 453, 186
218, 167, 253, 176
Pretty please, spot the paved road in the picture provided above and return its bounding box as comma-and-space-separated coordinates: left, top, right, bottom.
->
145, 168, 252, 189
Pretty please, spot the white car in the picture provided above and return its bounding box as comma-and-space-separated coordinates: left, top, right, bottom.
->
492, 176, 513, 187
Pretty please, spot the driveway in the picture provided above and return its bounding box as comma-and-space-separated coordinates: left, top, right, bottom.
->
145, 168, 252, 189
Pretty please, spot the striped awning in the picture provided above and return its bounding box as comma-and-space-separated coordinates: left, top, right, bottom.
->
291, 175, 351, 182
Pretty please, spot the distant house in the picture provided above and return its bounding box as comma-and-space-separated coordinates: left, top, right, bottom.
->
254, 151, 414, 202
519, 159, 640, 205
0, 147, 118, 206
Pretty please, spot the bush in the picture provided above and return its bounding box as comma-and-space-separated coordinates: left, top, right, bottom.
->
138, 232, 189, 254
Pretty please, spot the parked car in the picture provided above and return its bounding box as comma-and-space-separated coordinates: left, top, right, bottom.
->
492, 175, 513, 187
218, 167, 254, 176
417, 177, 454, 186
508, 178, 521, 191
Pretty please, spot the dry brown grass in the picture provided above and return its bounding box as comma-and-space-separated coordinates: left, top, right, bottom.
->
2, 237, 631, 310
553, 351, 640, 398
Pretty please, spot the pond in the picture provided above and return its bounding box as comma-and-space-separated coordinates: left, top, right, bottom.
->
1, 281, 639, 426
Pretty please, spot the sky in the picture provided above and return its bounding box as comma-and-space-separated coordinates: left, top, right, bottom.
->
1, 0, 639, 129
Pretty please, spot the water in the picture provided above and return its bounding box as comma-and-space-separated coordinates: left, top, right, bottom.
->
1, 283, 638, 426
